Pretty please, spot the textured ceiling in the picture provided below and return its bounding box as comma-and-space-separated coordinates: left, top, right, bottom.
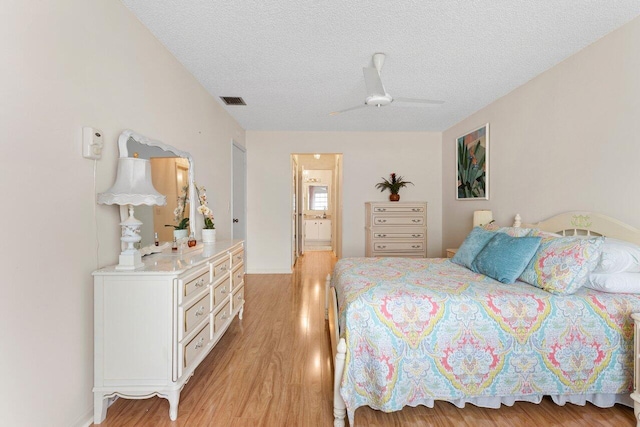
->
121, 1, 640, 132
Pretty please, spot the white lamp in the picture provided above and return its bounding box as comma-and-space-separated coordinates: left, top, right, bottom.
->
98, 157, 167, 270
473, 210, 493, 227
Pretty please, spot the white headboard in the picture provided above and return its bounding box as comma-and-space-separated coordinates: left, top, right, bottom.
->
514, 211, 640, 245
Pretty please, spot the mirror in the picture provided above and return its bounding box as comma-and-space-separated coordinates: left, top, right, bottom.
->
117, 130, 196, 251
307, 185, 329, 211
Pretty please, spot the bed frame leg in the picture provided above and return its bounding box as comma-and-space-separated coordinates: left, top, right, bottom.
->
325, 274, 331, 320
333, 338, 347, 427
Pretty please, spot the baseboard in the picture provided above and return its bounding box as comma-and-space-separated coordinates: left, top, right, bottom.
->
245, 269, 292, 274
72, 409, 94, 427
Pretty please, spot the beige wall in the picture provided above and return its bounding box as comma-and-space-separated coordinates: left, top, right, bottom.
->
0, 1, 244, 426
442, 16, 640, 251
246, 131, 443, 273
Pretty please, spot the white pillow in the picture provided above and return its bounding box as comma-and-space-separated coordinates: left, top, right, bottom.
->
586, 272, 640, 294
592, 238, 640, 274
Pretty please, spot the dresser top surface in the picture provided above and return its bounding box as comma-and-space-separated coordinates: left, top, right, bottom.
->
93, 239, 243, 276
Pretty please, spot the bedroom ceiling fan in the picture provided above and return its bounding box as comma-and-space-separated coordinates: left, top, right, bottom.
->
330, 53, 445, 116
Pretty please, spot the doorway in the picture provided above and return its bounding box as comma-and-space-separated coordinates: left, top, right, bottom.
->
291, 153, 343, 268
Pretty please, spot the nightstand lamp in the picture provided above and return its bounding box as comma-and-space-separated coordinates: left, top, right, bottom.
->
473, 210, 493, 227
98, 157, 166, 270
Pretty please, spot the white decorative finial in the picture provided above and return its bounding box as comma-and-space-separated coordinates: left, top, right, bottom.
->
513, 214, 522, 228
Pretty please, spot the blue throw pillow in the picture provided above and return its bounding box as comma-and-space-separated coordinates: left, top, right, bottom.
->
471, 233, 542, 284
451, 227, 496, 270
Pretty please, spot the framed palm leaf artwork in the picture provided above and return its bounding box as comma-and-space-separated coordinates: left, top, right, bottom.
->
456, 123, 489, 200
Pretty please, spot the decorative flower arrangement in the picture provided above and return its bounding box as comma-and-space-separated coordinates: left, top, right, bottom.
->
196, 184, 215, 229
375, 173, 413, 195
166, 184, 190, 230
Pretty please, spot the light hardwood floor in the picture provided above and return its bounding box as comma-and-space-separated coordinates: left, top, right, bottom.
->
96, 251, 637, 426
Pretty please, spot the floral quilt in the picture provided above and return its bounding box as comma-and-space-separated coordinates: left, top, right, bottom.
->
332, 257, 640, 420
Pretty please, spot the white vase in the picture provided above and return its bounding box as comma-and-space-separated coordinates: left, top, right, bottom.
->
173, 229, 188, 240
202, 229, 216, 243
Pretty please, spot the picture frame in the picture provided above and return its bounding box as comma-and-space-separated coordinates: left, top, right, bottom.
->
456, 123, 489, 200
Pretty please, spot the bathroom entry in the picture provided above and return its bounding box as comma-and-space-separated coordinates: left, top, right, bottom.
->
291, 153, 343, 267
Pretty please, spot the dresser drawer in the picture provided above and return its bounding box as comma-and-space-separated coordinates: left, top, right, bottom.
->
373, 215, 424, 226
212, 257, 230, 278
213, 277, 230, 307
372, 205, 425, 213
232, 264, 245, 288
373, 232, 425, 239
231, 248, 244, 267
213, 303, 231, 333
182, 322, 211, 371
181, 293, 210, 340
232, 285, 244, 311
178, 268, 210, 303
373, 241, 424, 252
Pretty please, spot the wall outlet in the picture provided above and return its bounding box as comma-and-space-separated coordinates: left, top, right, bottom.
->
82, 127, 104, 159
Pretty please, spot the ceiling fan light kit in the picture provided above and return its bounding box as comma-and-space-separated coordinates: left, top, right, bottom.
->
330, 52, 444, 116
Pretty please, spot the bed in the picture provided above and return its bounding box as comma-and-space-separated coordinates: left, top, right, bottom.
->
326, 212, 640, 426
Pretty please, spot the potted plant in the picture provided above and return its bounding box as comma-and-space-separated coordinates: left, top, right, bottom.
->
375, 173, 413, 201
166, 184, 190, 239
196, 184, 216, 243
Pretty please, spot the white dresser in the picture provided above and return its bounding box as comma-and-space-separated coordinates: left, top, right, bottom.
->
365, 202, 427, 258
92, 239, 245, 423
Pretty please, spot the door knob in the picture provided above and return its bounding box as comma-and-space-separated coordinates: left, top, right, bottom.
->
233, 218, 239, 223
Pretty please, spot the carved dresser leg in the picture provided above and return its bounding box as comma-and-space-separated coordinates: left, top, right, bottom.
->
167, 390, 180, 421
93, 393, 108, 424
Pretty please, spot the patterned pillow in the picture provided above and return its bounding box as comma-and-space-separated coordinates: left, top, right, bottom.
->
497, 226, 532, 237
451, 227, 495, 270
519, 232, 604, 295
481, 222, 531, 237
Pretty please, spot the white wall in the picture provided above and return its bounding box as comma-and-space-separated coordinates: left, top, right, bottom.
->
442, 16, 640, 251
246, 131, 442, 273
0, 1, 244, 426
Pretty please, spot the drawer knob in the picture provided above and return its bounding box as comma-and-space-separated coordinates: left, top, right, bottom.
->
220, 265, 227, 271
195, 337, 205, 349
220, 287, 227, 294
412, 219, 420, 223
221, 314, 228, 320
237, 295, 243, 301
412, 234, 420, 237
378, 219, 387, 223
195, 306, 205, 316
377, 245, 386, 249
412, 245, 420, 248
195, 279, 205, 287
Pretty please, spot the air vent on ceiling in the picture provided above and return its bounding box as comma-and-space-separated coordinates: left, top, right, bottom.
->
220, 96, 246, 106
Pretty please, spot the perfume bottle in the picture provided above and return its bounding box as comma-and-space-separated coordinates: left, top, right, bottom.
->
171, 237, 178, 252
154, 232, 159, 246
188, 233, 197, 248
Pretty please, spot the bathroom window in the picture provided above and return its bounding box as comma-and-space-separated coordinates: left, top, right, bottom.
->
308, 185, 329, 210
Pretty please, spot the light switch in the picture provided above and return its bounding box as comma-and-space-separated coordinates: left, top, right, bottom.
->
82, 127, 104, 159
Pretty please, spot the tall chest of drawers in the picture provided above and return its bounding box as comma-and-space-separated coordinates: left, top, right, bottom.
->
92, 240, 244, 423
365, 202, 427, 257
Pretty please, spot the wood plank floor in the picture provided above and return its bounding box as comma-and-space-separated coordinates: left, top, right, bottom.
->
96, 251, 637, 426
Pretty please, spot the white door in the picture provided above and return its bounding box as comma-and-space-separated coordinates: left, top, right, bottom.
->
291, 157, 298, 267
232, 142, 246, 240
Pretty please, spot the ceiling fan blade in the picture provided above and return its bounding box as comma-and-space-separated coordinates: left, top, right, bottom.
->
363, 67, 385, 96
394, 97, 445, 105
329, 104, 367, 116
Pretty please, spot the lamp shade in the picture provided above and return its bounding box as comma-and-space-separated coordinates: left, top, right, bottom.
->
98, 157, 166, 206
473, 210, 493, 227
